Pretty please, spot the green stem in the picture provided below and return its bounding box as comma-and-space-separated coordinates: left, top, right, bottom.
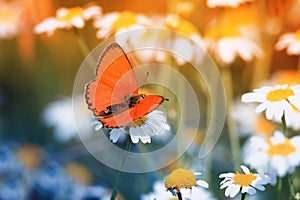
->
110, 137, 132, 200
73, 29, 96, 70
288, 174, 296, 199
281, 114, 287, 137
241, 192, 247, 200
74, 29, 91, 57
281, 114, 295, 199
277, 177, 282, 200
222, 67, 240, 170
177, 191, 183, 200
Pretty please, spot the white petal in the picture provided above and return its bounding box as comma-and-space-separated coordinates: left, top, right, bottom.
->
289, 95, 300, 109
241, 93, 265, 103
220, 180, 234, 189
140, 136, 151, 143
270, 156, 289, 177
255, 103, 268, 113
240, 165, 251, 174
72, 17, 85, 28
225, 184, 240, 198
242, 186, 256, 195
219, 173, 235, 178
252, 183, 265, 191
130, 136, 139, 143
109, 129, 123, 143
197, 180, 209, 188
95, 123, 103, 131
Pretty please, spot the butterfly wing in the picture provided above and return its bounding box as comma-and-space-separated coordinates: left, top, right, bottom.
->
85, 43, 138, 116
100, 95, 165, 128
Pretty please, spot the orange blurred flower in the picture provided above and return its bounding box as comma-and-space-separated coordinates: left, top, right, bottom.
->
203, 5, 263, 65
275, 29, 300, 56
34, 4, 102, 36
94, 11, 151, 39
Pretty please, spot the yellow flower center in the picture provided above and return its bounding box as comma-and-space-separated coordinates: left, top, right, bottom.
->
165, 15, 199, 36
234, 172, 257, 186
294, 29, 300, 41
112, 11, 138, 30
57, 7, 83, 22
0, 10, 15, 22
169, 198, 179, 200
266, 87, 295, 102
133, 116, 148, 127
65, 162, 92, 185
254, 116, 276, 137
267, 138, 296, 156
16, 145, 41, 170
205, 23, 240, 39
165, 168, 197, 190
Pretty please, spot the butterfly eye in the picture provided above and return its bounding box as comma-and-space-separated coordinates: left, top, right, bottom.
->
141, 94, 146, 99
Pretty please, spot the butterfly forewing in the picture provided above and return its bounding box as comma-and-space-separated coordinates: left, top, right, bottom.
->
85, 43, 138, 116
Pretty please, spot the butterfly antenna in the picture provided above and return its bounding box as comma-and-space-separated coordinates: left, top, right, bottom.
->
139, 72, 149, 94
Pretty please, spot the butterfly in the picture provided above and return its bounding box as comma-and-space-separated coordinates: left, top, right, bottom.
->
85, 42, 167, 128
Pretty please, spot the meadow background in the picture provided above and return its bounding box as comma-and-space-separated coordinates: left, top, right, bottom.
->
1, 0, 300, 199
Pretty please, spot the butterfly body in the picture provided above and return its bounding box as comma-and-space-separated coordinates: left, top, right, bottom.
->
99, 93, 145, 117
85, 43, 166, 128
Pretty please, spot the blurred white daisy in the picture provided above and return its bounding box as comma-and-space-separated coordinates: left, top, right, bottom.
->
94, 11, 152, 39
241, 84, 300, 121
34, 4, 102, 36
0, 0, 22, 39
275, 29, 300, 56
231, 100, 277, 137
219, 165, 269, 198
215, 37, 263, 65
43, 97, 92, 142
164, 14, 204, 65
243, 131, 300, 178
165, 168, 209, 198
107, 110, 170, 144
207, 0, 254, 8
116, 14, 204, 66
141, 181, 216, 200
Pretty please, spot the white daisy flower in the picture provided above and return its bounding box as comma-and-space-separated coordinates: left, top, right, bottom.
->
219, 165, 269, 198
34, 4, 102, 36
141, 181, 216, 200
94, 11, 152, 39
108, 110, 170, 144
165, 168, 209, 198
0, 0, 22, 39
243, 131, 300, 178
241, 84, 300, 121
275, 29, 300, 56
207, 0, 254, 8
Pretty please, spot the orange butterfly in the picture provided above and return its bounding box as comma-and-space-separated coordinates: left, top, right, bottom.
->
85, 43, 167, 128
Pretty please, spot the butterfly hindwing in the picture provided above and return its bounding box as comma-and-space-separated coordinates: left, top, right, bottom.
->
100, 95, 165, 128
85, 43, 138, 116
